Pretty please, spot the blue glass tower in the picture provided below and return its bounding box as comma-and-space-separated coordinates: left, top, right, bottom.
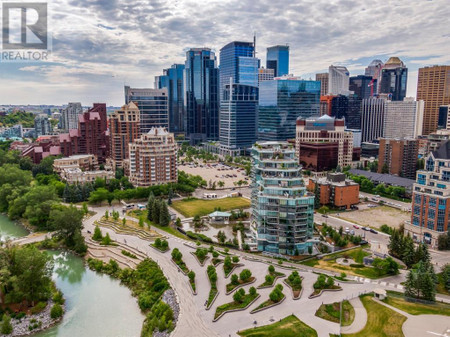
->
266, 45, 289, 77
219, 41, 259, 100
155, 64, 185, 134
258, 79, 320, 141
184, 48, 219, 144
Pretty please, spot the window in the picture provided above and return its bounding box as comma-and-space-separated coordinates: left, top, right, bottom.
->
429, 197, 436, 207
427, 220, 435, 230
428, 208, 435, 219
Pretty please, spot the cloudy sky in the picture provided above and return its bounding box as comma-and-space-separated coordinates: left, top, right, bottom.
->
1, 0, 449, 106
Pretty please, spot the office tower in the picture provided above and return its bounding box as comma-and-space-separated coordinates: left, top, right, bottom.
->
124, 86, 169, 134
184, 48, 219, 144
258, 78, 320, 141
296, 115, 353, 171
316, 73, 329, 97
251, 142, 314, 255
417, 65, 450, 135
405, 140, 449, 247
438, 105, 450, 130
109, 102, 141, 168
258, 67, 274, 84
219, 41, 258, 99
60, 102, 82, 130
379, 57, 407, 101
155, 64, 186, 134
328, 65, 350, 95
330, 94, 362, 130
34, 114, 52, 137
266, 45, 289, 77
377, 138, 418, 179
349, 75, 372, 99
59, 103, 110, 163
128, 127, 178, 187
361, 97, 386, 142
219, 83, 258, 156
365, 59, 384, 96
383, 98, 424, 139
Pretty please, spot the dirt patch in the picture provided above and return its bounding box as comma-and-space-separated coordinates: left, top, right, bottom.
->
336, 206, 410, 229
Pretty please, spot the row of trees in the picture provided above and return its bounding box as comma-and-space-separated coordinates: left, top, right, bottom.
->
388, 229, 430, 268
147, 193, 171, 226
347, 173, 407, 199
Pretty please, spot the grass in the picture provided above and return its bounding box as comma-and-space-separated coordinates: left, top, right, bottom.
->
258, 271, 285, 288
251, 293, 285, 313
238, 314, 317, 337
284, 279, 302, 298
150, 243, 169, 252
121, 250, 137, 259
189, 278, 196, 293
171, 197, 251, 217
342, 294, 406, 337
211, 257, 223, 266
226, 277, 255, 293
214, 293, 259, 320
383, 291, 450, 316
128, 210, 186, 239
300, 248, 385, 279
224, 263, 240, 278
315, 300, 355, 326
172, 258, 189, 274
311, 285, 341, 296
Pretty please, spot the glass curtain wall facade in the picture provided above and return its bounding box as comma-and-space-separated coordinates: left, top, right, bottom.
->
184, 48, 219, 144
156, 64, 185, 134
266, 45, 289, 77
251, 142, 314, 255
219, 84, 258, 156
124, 86, 169, 134
258, 79, 320, 141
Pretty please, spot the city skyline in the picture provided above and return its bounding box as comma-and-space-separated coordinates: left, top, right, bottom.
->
1, 0, 449, 105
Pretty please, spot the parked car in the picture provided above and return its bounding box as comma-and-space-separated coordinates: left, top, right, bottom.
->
350, 230, 355, 235
353, 225, 360, 229
361, 227, 368, 231
345, 227, 350, 233
322, 214, 328, 218
369, 228, 378, 234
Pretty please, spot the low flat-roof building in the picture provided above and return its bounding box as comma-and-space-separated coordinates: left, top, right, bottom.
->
53, 154, 98, 173
53, 154, 113, 184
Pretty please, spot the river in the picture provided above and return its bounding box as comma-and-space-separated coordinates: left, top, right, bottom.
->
0, 214, 28, 242
0, 214, 145, 337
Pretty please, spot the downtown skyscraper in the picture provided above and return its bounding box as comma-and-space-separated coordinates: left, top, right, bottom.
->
184, 48, 219, 144
266, 45, 289, 77
379, 57, 408, 101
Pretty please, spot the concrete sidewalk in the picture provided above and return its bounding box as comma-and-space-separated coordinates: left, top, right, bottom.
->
340, 297, 367, 334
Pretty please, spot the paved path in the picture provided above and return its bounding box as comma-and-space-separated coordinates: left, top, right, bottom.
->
341, 296, 367, 334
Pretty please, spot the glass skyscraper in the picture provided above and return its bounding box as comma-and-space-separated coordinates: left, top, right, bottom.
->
184, 48, 219, 144
266, 45, 289, 77
258, 79, 320, 141
219, 84, 258, 156
251, 142, 314, 255
380, 57, 408, 101
155, 64, 185, 134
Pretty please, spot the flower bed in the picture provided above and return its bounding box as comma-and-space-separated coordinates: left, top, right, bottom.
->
226, 277, 256, 294
150, 243, 169, 253
206, 266, 219, 310
171, 258, 189, 275
211, 257, 223, 266
257, 270, 286, 289
309, 286, 342, 299
250, 294, 286, 314
191, 250, 209, 267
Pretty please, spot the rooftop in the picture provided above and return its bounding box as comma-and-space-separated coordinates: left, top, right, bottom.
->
432, 140, 450, 160
349, 169, 415, 188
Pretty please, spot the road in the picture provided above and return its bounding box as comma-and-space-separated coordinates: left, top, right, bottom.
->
359, 192, 412, 211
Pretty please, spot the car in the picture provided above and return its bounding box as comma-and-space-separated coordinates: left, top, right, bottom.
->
353, 225, 360, 229
369, 228, 378, 234
361, 227, 368, 231
350, 230, 355, 235
322, 214, 328, 218
345, 227, 350, 233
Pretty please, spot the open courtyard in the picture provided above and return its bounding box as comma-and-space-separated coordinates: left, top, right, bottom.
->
179, 163, 250, 189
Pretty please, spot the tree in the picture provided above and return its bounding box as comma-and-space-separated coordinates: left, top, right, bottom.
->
233, 290, 243, 303
122, 217, 127, 226
269, 286, 283, 303
1, 314, 12, 335
101, 233, 112, 245
249, 286, 257, 296
231, 274, 239, 285
147, 193, 155, 221
437, 230, 450, 250
268, 265, 275, 273
265, 274, 274, 285
239, 269, 252, 282
171, 248, 182, 261
88, 188, 110, 204
232, 256, 239, 263
442, 264, 450, 292
175, 218, 182, 227
404, 260, 436, 301
381, 163, 389, 174
159, 201, 170, 226
153, 199, 161, 225
415, 243, 431, 265
168, 188, 173, 205
313, 183, 321, 209
82, 202, 89, 215
49, 204, 85, 252
139, 216, 145, 227
402, 236, 416, 268
188, 271, 195, 281
161, 240, 169, 250
93, 226, 103, 241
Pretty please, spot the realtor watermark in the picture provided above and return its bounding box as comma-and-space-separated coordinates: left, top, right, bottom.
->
1, 2, 51, 62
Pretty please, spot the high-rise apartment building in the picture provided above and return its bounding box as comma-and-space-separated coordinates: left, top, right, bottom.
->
109, 102, 141, 168
266, 45, 289, 77
296, 115, 353, 171
349, 75, 372, 99
383, 98, 424, 139
379, 57, 408, 101
258, 78, 320, 141
219, 41, 258, 99
258, 67, 274, 84
60, 102, 82, 130
361, 97, 386, 142
124, 86, 169, 134
251, 142, 314, 255
128, 127, 177, 187
155, 64, 185, 134
34, 114, 52, 137
417, 65, 450, 135
405, 140, 449, 247
184, 48, 219, 144
377, 138, 418, 179
316, 73, 329, 97
328, 65, 350, 96
219, 83, 258, 157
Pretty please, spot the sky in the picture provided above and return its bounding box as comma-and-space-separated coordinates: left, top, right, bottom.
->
0, 0, 449, 106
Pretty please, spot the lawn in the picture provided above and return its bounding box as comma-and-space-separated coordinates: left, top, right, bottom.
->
342, 295, 406, 337
171, 197, 250, 217
238, 315, 317, 337
251, 294, 285, 313
128, 210, 186, 239
315, 300, 355, 326
383, 291, 450, 316
214, 293, 259, 320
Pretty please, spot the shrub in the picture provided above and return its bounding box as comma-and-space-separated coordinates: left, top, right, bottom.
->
101, 232, 112, 245
212, 251, 219, 258
239, 269, 252, 282
171, 248, 182, 261
154, 238, 162, 247
249, 286, 257, 296
31, 301, 47, 314
268, 265, 275, 273
52, 290, 65, 305
233, 291, 243, 303
188, 271, 195, 281
350, 263, 365, 268
265, 274, 274, 284
232, 256, 239, 263
50, 304, 63, 319
161, 240, 168, 250
231, 274, 239, 285
92, 225, 102, 241
1, 315, 12, 335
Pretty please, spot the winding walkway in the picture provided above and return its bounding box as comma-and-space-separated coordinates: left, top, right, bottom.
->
340, 296, 367, 334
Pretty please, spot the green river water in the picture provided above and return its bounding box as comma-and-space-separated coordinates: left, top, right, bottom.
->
0, 214, 145, 337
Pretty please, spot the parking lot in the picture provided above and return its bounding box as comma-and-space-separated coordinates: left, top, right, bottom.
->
179, 162, 250, 188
